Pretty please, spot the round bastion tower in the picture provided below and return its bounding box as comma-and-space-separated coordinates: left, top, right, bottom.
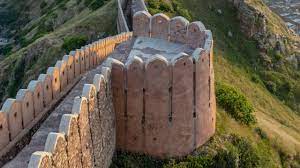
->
111, 11, 216, 158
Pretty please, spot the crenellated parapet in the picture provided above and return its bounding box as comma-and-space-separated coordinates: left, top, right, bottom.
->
3, 5, 215, 166
133, 11, 211, 49
27, 58, 118, 168
0, 32, 133, 165
111, 11, 216, 158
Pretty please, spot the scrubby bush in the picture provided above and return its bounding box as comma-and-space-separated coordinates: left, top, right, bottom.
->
216, 82, 256, 125
84, 0, 105, 10
254, 127, 268, 140
62, 35, 88, 53
40, 1, 47, 9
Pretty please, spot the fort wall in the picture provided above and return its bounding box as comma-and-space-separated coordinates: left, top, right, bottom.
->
112, 11, 215, 158
1, 0, 215, 166
0, 33, 133, 166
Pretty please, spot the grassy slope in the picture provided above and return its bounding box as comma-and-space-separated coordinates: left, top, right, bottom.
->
112, 0, 300, 167
179, 0, 300, 154
0, 0, 117, 103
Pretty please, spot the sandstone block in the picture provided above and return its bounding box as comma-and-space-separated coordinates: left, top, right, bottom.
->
63, 55, 75, 84
28, 151, 53, 168
193, 48, 211, 147
38, 74, 53, 106
0, 112, 10, 149
55, 60, 68, 90
151, 13, 170, 40
1, 98, 22, 139
170, 53, 194, 156
187, 21, 206, 48
111, 60, 126, 150
169, 16, 189, 44
44, 132, 69, 168
70, 51, 81, 77
59, 114, 83, 168
78, 49, 85, 74
16, 89, 34, 127
93, 74, 105, 92
28, 80, 44, 116
47, 67, 60, 99
125, 56, 144, 152
72, 97, 93, 168
133, 11, 151, 37
82, 46, 90, 71
82, 84, 102, 167
145, 55, 170, 157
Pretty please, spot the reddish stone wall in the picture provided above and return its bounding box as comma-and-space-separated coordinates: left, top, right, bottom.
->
0, 33, 133, 166
112, 46, 215, 158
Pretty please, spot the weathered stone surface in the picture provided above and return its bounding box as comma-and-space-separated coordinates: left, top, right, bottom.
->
151, 13, 170, 40
55, 60, 68, 90
47, 67, 60, 99
90, 44, 97, 68
208, 40, 216, 137
125, 56, 144, 152
28, 151, 53, 168
1, 98, 22, 139
78, 49, 85, 74
59, 114, 82, 168
16, 89, 34, 127
82, 46, 90, 71
145, 55, 170, 157
170, 53, 194, 156
38, 74, 53, 106
111, 60, 126, 150
72, 97, 93, 168
100, 68, 116, 168
193, 48, 211, 147
82, 84, 102, 167
0, 112, 9, 149
169, 16, 189, 44
98, 40, 106, 62
44, 133, 69, 168
133, 11, 151, 37
187, 22, 206, 48
28, 80, 44, 116
93, 74, 105, 92
63, 55, 75, 84
70, 51, 81, 77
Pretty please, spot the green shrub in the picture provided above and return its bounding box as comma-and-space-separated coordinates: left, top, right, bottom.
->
254, 127, 268, 140
148, 0, 160, 9
216, 82, 256, 125
0, 45, 13, 56
264, 80, 277, 94
231, 135, 261, 168
159, 1, 173, 12
40, 1, 47, 9
212, 149, 239, 168
62, 35, 88, 53
89, 0, 105, 10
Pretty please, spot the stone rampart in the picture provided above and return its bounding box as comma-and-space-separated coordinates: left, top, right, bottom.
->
111, 11, 216, 158
0, 32, 133, 166
27, 66, 115, 168
117, 0, 130, 32
2, 1, 216, 166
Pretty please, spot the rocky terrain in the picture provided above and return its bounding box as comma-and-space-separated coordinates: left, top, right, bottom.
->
265, 0, 300, 35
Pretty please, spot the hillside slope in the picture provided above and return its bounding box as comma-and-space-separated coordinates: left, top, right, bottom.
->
112, 0, 300, 167
0, 0, 117, 104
